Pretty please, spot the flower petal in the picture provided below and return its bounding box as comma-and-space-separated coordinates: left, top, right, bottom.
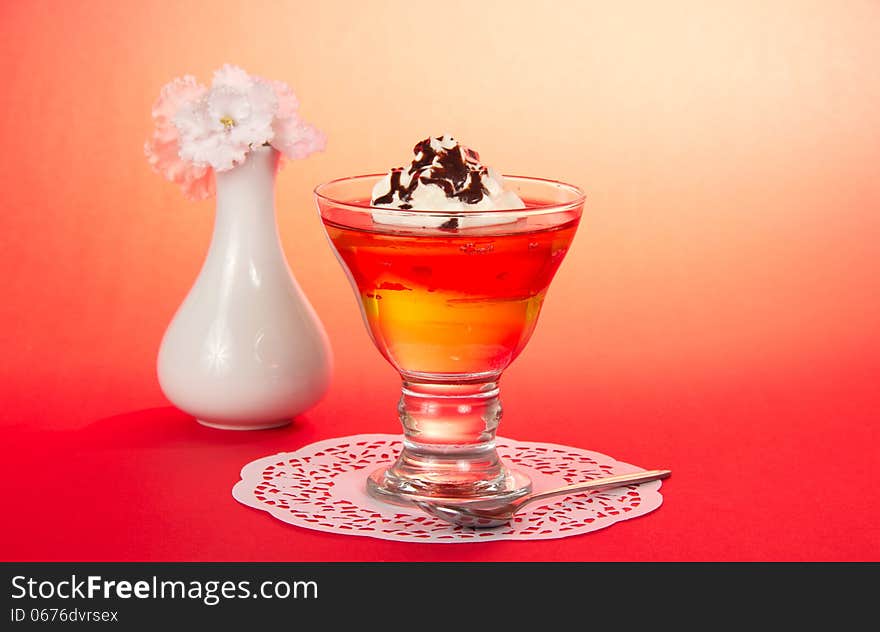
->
272, 79, 299, 117
272, 115, 326, 160
212, 64, 253, 91
145, 75, 214, 199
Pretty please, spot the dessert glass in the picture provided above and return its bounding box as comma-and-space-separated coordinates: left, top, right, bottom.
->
315, 175, 585, 507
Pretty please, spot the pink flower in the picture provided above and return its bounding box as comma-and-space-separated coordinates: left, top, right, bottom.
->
269, 80, 326, 161
272, 79, 300, 118
145, 65, 325, 200
272, 116, 327, 160
144, 75, 214, 200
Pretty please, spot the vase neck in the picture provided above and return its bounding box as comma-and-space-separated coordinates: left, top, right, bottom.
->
209, 146, 284, 262
214, 145, 279, 218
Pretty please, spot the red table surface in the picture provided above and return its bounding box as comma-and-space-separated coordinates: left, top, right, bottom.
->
2, 340, 878, 562
2, 1, 880, 562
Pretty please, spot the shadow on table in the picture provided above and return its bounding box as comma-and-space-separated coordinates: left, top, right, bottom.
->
72, 406, 312, 451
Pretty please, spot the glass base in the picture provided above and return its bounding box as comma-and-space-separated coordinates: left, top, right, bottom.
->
366, 464, 532, 508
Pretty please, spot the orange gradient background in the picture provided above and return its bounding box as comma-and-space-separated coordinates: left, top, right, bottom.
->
1, 1, 878, 561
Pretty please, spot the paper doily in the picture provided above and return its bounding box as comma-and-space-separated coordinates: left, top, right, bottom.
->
232, 434, 665, 543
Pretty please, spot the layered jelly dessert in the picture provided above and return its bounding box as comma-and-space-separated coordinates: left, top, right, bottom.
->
321, 135, 580, 380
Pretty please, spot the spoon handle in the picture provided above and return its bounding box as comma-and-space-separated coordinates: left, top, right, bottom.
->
512, 469, 671, 512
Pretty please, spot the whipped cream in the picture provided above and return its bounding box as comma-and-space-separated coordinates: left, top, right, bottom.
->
370, 135, 524, 229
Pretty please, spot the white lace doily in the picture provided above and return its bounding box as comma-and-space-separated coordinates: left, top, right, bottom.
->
232, 434, 665, 543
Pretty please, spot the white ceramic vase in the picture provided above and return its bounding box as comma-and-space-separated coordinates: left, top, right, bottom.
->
157, 146, 332, 430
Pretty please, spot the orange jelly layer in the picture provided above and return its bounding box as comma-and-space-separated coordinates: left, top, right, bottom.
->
324, 212, 579, 378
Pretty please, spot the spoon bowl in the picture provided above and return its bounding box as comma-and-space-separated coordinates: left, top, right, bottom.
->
414, 469, 671, 528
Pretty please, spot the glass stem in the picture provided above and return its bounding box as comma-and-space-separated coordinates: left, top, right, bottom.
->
399, 380, 502, 451
378, 380, 514, 493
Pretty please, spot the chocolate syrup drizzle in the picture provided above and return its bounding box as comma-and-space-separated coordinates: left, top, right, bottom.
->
372, 136, 491, 210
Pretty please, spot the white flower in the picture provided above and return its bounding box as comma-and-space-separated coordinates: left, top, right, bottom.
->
156, 64, 325, 176
174, 65, 278, 172
212, 63, 252, 91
